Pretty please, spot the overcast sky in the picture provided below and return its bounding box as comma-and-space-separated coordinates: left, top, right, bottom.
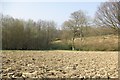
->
1, 0, 107, 27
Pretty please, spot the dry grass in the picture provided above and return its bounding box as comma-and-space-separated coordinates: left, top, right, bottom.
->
52, 35, 118, 51
73, 35, 118, 51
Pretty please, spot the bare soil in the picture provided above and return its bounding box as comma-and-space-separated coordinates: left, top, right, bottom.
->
1, 50, 118, 79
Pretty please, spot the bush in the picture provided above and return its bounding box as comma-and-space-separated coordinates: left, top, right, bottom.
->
50, 42, 72, 50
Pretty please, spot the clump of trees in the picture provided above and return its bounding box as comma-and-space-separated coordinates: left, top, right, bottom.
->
2, 15, 58, 50
1, 0, 119, 50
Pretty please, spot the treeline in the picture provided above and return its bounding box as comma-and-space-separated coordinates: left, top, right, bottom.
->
1, 15, 116, 50
2, 15, 58, 50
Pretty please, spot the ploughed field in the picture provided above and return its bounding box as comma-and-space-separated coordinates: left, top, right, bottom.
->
1, 51, 118, 78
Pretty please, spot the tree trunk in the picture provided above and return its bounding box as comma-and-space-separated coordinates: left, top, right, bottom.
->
72, 37, 75, 50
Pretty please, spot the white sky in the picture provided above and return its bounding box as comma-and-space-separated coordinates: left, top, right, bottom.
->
1, 0, 108, 2
1, 0, 108, 28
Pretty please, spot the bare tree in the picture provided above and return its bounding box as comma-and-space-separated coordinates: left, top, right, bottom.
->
63, 10, 88, 50
0, 14, 2, 50
95, 0, 120, 32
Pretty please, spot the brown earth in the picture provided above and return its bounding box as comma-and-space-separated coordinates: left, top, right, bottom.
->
1, 50, 118, 79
